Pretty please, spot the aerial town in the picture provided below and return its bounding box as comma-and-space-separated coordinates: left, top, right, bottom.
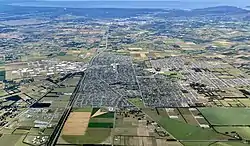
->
1, 3, 250, 146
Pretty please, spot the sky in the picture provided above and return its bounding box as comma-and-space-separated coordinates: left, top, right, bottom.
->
44, 0, 249, 1
3, 0, 250, 9
43, 0, 250, 5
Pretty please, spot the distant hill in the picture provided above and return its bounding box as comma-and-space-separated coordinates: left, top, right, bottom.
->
191, 6, 249, 15
156, 6, 249, 18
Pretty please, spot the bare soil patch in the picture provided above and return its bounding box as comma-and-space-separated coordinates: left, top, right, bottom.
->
63, 112, 91, 135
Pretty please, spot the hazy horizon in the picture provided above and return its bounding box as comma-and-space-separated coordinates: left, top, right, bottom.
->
4, 0, 250, 9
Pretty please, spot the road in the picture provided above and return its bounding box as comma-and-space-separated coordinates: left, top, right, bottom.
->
47, 26, 109, 145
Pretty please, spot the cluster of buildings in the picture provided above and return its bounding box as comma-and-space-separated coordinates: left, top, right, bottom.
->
11, 59, 87, 79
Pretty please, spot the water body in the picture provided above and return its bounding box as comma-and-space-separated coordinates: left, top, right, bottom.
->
8, 1, 250, 10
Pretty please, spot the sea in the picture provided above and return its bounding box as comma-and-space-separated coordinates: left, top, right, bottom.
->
7, 1, 250, 10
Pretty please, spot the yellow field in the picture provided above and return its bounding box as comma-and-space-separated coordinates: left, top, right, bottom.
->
62, 112, 91, 135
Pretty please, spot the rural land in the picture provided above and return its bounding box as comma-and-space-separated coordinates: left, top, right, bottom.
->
1, 2, 250, 146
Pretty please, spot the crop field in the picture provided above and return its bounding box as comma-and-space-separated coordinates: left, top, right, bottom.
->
220, 100, 231, 107
64, 77, 81, 86
0, 89, 7, 96
165, 108, 186, 123
72, 107, 92, 112
114, 127, 138, 136
113, 135, 154, 146
115, 111, 142, 134
156, 108, 168, 117
88, 122, 113, 128
212, 99, 223, 107
60, 107, 114, 145
88, 109, 115, 128
183, 141, 249, 146
89, 116, 113, 122
195, 117, 210, 125
114, 135, 183, 146
199, 107, 250, 125
114, 108, 177, 146
53, 87, 75, 93
178, 108, 199, 126
238, 99, 250, 107
0, 134, 22, 146
61, 128, 111, 144
156, 140, 183, 146
41, 95, 72, 108
215, 127, 250, 140
225, 99, 244, 107
142, 108, 230, 142
13, 129, 29, 135
62, 112, 91, 135
28, 128, 41, 135
115, 114, 139, 128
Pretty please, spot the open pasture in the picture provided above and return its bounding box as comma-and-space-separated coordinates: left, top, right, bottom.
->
215, 127, 250, 140
62, 128, 111, 144
199, 107, 250, 125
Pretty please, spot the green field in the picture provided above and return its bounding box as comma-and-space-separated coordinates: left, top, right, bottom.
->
128, 98, 145, 108
44, 128, 55, 135
62, 128, 111, 144
183, 141, 249, 146
142, 108, 230, 142
0, 71, 5, 81
0, 90, 7, 96
114, 127, 137, 136
64, 77, 80, 86
72, 107, 92, 112
13, 129, 29, 135
215, 127, 250, 140
199, 107, 250, 125
14, 135, 27, 146
89, 118, 113, 123
88, 122, 113, 128
0, 134, 22, 146
115, 115, 138, 128
91, 108, 100, 116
